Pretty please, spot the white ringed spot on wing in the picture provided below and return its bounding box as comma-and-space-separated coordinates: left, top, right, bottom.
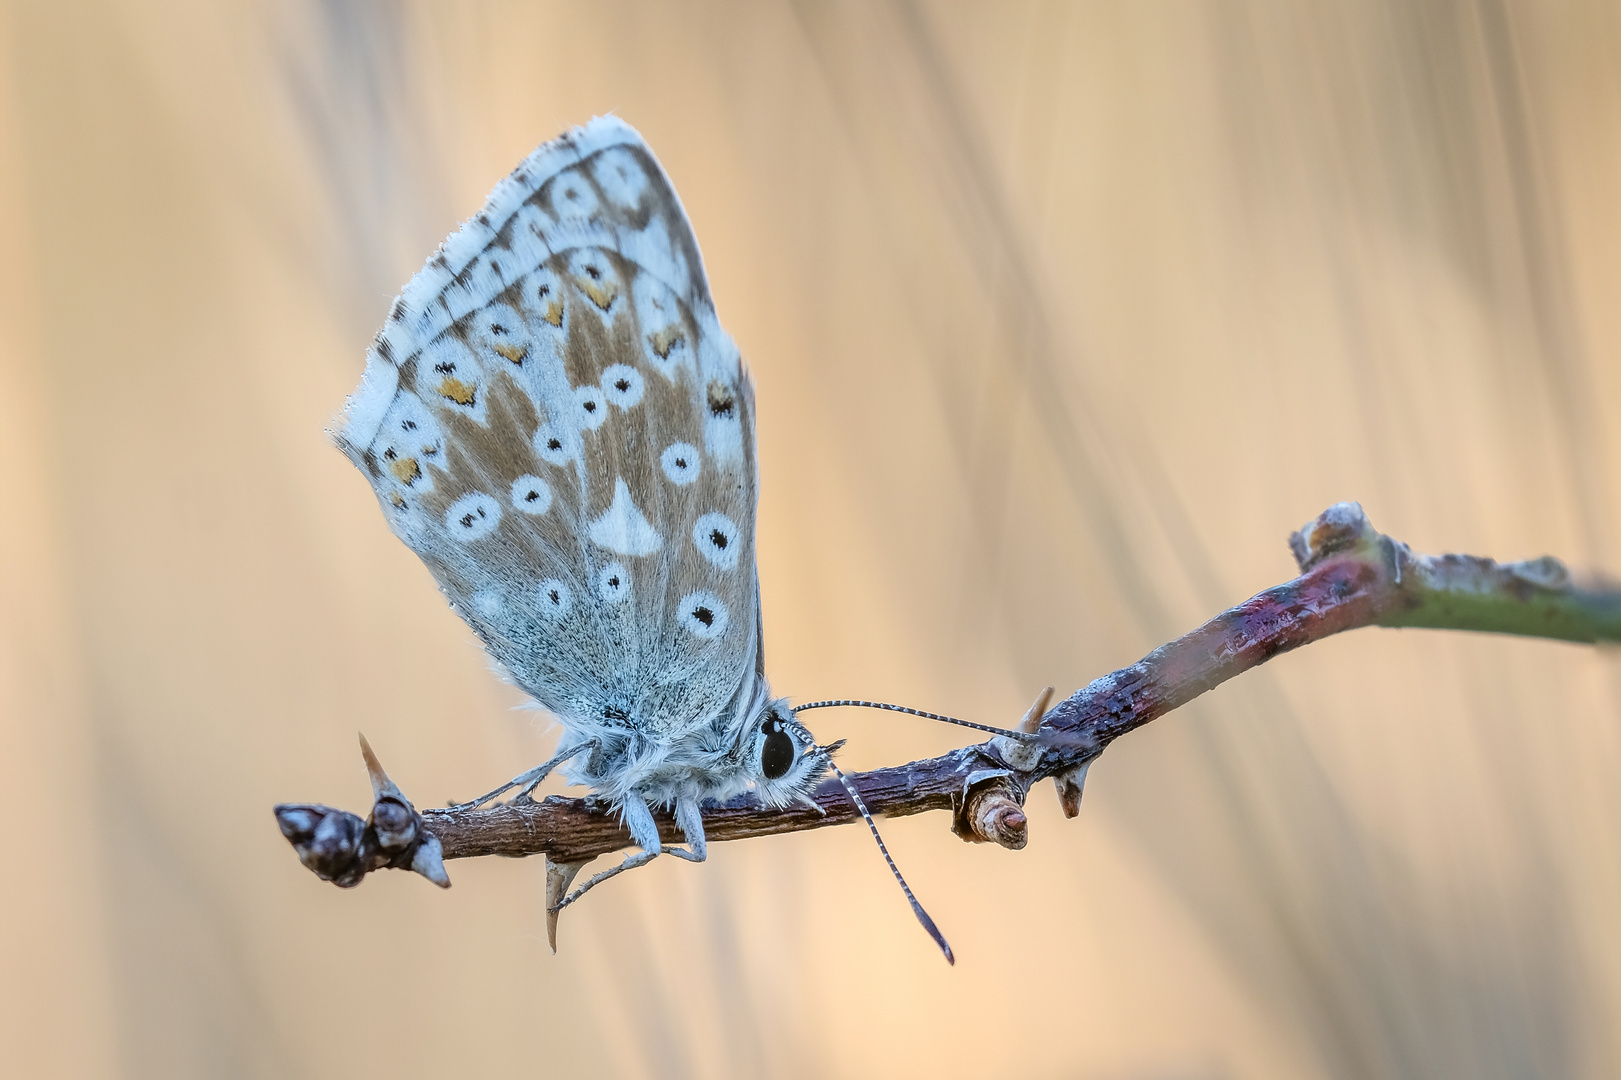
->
660, 442, 700, 486
445, 492, 501, 541
535, 578, 573, 618
533, 422, 572, 466
692, 512, 740, 570
591, 147, 649, 210
509, 474, 552, 514
549, 167, 601, 221
600, 364, 645, 409
597, 561, 631, 604
677, 591, 729, 640
574, 385, 608, 431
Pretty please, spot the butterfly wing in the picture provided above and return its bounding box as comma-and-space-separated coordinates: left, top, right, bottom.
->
338, 117, 762, 751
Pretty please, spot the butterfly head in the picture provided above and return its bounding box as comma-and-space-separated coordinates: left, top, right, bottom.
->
747, 702, 834, 807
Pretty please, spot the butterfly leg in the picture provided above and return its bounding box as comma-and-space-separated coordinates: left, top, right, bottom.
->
447, 741, 593, 812
661, 796, 708, 864
552, 793, 663, 912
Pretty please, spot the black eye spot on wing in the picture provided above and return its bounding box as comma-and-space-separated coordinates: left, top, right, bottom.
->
692, 513, 740, 569
660, 442, 701, 486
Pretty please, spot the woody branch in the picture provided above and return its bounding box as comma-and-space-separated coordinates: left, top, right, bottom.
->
276, 502, 1621, 903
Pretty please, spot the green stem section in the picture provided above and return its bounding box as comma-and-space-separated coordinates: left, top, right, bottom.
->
1290, 504, 1621, 645
1378, 554, 1621, 643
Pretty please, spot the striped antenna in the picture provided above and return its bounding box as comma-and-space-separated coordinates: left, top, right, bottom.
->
795, 699, 1042, 742
829, 759, 954, 965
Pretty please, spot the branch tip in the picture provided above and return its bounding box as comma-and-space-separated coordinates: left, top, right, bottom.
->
1289, 500, 1376, 572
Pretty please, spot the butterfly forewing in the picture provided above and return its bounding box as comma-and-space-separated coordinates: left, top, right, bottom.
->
340, 118, 760, 748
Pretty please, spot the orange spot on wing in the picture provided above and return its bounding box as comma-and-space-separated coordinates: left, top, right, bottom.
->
389, 457, 422, 485
492, 343, 527, 364
579, 278, 618, 311
649, 325, 684, 359
437, 377, 476, 406
541, 300, 563, 327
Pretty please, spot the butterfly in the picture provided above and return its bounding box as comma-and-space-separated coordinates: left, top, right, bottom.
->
337, 116, 1032, 960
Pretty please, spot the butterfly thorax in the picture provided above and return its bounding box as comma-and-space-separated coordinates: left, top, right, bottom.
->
551, 681, 823, 810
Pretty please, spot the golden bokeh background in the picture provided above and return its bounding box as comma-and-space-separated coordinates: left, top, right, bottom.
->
3, 2, 1620, 1077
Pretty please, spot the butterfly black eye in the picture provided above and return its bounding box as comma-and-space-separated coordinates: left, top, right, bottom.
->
761, 717, 794, 780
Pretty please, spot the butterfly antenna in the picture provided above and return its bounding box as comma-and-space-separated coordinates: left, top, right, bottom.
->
829, 760, 955, 965
796, 699, 1042, 742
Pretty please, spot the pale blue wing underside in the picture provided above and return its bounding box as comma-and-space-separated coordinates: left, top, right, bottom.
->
337, 117, 762, 763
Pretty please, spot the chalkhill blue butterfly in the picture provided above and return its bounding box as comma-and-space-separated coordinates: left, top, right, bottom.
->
338, 116, 1035, 960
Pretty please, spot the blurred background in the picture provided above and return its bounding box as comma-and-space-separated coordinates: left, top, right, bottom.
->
3, 2, 1620, 1077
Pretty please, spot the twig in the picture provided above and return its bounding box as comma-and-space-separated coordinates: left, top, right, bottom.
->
275, 502, 1621, 903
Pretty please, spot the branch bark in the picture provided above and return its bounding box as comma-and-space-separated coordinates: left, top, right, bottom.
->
276, 502, 1621, 900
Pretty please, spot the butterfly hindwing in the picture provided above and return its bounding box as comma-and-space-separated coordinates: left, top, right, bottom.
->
339, 117, 760, 748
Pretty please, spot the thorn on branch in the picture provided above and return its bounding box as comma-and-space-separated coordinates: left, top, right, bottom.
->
545, 858, 584, 952
1053, 760, 1092, 819
994, 685, 1053, 771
